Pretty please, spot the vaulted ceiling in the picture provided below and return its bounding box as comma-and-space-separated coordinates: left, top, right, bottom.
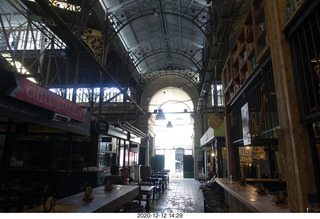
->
0, 0, 249, 114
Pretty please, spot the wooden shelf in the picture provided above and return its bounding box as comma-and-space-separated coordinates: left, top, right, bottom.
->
254, 5, 265, 24
257, 44, 270, 63
239, 43, 246, 54
225, 79, 234, 93
282, 0, 307, 32
240, 61, 248, 72
248, 47, 255, 59
257, 28, 266, 40
245, 26, 254, 41
223, 0, 270, 105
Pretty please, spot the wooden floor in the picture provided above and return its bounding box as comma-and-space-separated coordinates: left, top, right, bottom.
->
146, 178, 204, 213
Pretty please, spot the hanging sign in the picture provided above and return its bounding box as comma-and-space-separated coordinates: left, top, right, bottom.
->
94, 119, 109, 135
9, 74, 86, 122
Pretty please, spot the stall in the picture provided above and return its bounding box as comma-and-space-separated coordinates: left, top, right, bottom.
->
200, 124, 226, 179
93, 119, 148, 183
0, 70, 92, 212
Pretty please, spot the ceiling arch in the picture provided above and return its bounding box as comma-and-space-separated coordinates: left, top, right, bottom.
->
141, 61, 198, 76
106, 0, 211, 39
141, 69, 199, 89
148, 86, 195, 113
131, 48, 202, 74
103, 0, 211, 77
128, 35, 204, 70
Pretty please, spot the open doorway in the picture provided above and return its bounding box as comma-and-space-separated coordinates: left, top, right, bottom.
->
148, 87, 195, 178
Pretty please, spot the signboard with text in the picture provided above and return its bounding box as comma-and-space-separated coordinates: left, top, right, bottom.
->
9, 74, 87, 122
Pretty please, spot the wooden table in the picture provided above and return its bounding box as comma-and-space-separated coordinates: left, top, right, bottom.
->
147, 177, 160, 200
140, 186, 154, 212
28, 185, 139, 213
215, 178, 290, 213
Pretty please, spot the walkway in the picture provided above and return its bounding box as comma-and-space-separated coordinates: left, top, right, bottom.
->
148, 178, 204, 213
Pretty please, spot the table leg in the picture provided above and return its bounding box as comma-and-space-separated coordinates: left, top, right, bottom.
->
145, 194, 151, 212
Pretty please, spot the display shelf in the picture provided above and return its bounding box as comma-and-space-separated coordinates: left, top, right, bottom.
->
254, 4, 265, 24
256, 44, 270, 64
222, 0, 269, 105
98, 135, 117, 168
282, 0, 306, 31
244, 9, 253, 41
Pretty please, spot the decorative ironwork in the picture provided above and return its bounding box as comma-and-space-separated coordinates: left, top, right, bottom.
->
140, 69, 199, 89
288, 2, 320, 120
128, 36, 203, 74
105, 0, 210, 80
68, 24, 104, 64
228, 57, 279, 143
249, 83, 268, 136
106, 0, 211, 38
82, 29, 104, 65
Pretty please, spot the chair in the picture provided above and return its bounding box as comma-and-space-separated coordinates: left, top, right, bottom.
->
123, 186, 145, 212
147, 177, 160, 200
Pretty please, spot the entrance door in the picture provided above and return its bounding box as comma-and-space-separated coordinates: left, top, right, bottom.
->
183, 155, 194, 178
154, 155, 164, 173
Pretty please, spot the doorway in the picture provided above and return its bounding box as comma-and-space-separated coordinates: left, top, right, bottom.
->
148, 87, 195, 178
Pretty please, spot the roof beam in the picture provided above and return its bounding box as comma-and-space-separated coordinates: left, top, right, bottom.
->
33, 0, 146, 115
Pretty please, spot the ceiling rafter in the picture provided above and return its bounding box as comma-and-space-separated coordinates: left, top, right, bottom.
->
106, 1, 211, 40
132, 49, 201, 72
128, 37, 203, 72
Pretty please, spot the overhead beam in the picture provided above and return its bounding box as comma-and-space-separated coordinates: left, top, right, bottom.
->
33, 0, 146, 115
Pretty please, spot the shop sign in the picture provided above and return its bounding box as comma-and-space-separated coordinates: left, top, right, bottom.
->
94, 119, 109, 135
9, 74, 86, 122
201, 146, 211, 152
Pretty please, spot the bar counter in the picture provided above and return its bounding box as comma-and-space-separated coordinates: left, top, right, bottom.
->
28, 184, 139, 213
215, 178, 290, 213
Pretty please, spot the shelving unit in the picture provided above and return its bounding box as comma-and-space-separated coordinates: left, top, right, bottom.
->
282, 0, 306, 31
98, 135, 117, 168
222, 0, 269, 105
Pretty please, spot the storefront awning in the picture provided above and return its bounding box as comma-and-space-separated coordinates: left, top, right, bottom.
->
200, 124, 225, 147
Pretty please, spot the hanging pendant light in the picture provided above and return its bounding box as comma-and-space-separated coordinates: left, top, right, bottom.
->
156, 108, 166, 120
166, 121, 173, 128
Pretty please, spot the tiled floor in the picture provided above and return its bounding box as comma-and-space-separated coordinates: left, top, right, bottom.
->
148, 178, 204, 213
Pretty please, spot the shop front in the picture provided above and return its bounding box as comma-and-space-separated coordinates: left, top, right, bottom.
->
200, 124, 226, 179
0, 70, 92, 211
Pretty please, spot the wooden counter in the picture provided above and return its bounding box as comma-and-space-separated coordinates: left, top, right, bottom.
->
245, 178, 286, 183
28, 185, 139, 213
215, 178, 290, 213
